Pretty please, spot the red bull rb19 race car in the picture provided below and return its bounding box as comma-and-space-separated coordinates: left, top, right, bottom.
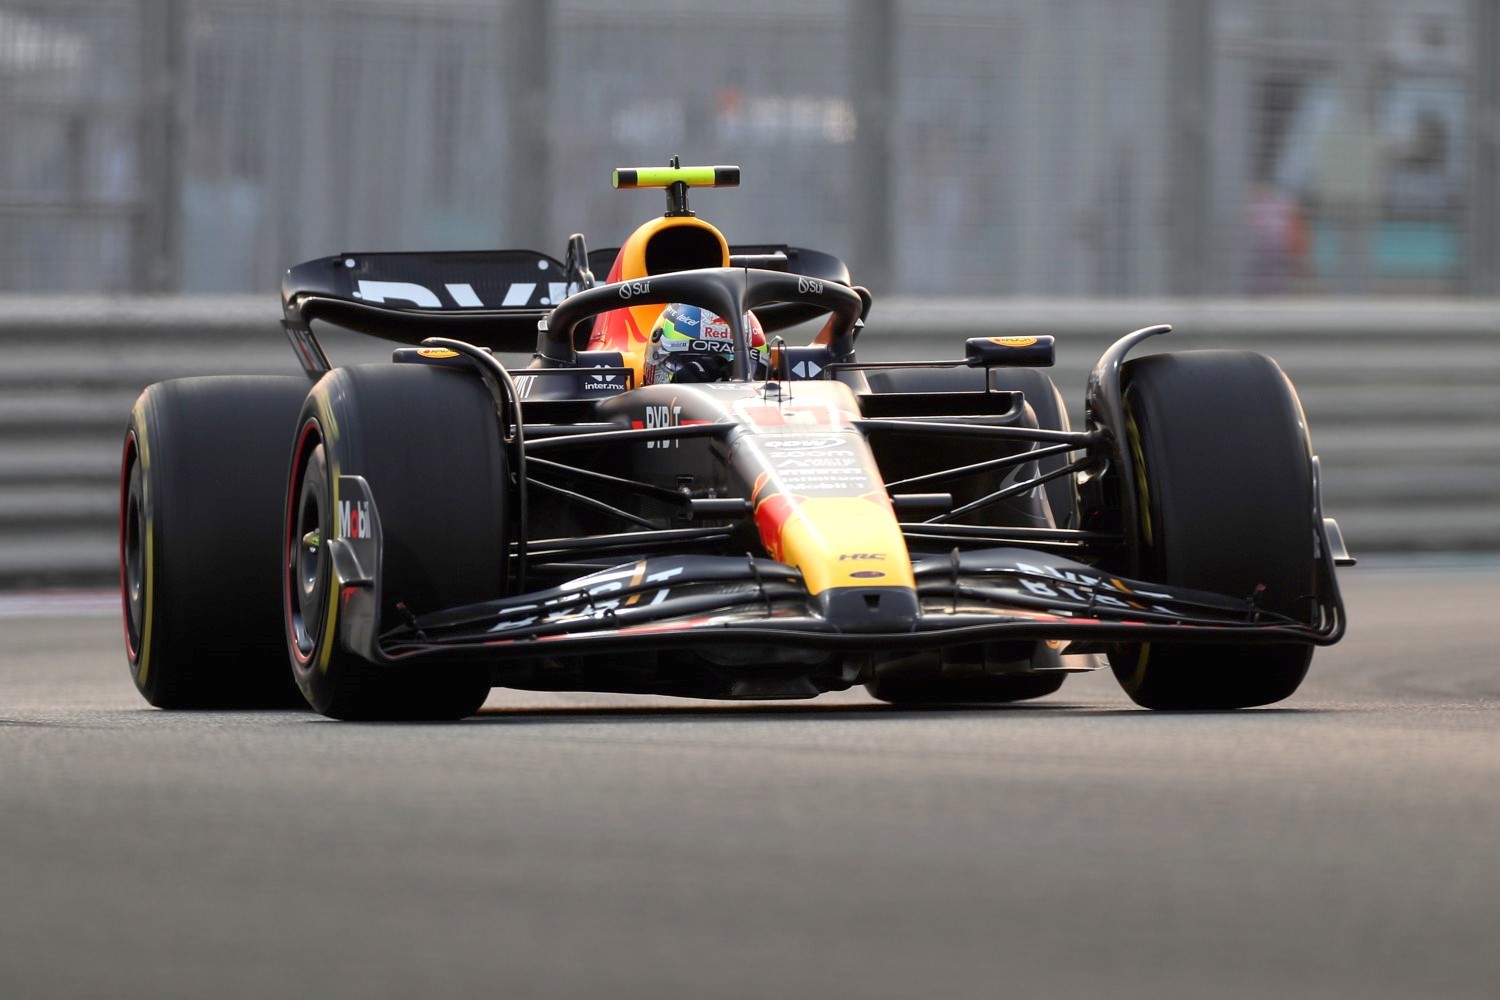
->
121, 162, 1352, 720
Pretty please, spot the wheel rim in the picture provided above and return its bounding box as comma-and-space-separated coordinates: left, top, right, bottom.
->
122, 458, 146, 659
287, 440, 328, 665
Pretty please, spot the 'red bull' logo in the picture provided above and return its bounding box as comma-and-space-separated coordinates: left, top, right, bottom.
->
753, 492, 801, 562
700, 315, 734, 341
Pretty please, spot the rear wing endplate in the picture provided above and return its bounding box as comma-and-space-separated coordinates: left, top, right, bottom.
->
281, 249, 568, 368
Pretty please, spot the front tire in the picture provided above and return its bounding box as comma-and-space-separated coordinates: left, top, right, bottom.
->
1109, 351, 1317, 710
867, 666, 1066, 705
285, 364, 506, 721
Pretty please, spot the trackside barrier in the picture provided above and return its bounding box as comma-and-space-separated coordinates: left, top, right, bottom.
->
1, 295, 1496, 587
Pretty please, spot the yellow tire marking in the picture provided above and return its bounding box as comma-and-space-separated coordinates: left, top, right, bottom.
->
1129, 642, 1152, 690
130, 407, 155, 688
130, 396, 152, 471
1125, 408, 1152, 547
138, 518, 155, 686
318, 423, 340, 674
1124, 405, 1154, 690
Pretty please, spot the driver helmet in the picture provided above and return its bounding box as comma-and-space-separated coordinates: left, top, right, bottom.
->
642, 303, 768, 385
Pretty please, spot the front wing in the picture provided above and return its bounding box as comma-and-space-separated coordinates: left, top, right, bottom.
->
328, 475, 1346, 664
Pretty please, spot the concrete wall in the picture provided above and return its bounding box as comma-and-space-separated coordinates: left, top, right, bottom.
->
2, 296, 1496, 587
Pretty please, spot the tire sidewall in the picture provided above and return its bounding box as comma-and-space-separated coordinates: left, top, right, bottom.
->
1110, 351, 1317, 709
121, 376, 311, 709
281, 365, 506, 720
284, 416, 339, 711
121, 405, 160, 701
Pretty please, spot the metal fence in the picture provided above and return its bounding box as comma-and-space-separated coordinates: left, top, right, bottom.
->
3, 0, 1497, 297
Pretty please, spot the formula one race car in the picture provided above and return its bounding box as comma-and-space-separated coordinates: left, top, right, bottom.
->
120, 161, 1352, 720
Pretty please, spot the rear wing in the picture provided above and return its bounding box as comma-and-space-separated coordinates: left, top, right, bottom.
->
281, 249, 567, 359
280, 242, 862, 376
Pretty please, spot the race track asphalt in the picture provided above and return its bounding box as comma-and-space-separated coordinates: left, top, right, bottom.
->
1, 561, 1497, 1000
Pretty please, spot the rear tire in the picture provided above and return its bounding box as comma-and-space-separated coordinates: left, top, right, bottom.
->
1108, 351, 1317, 710
861, 366, 1075, 704
867, 640, 1069, 704
990, 369, 1076, 527
285, 364, 506, 721
862, 366, 1076, 526
121, 376, 311, 709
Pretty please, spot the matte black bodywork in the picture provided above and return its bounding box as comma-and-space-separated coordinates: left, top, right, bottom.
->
279, 259, 1351, 703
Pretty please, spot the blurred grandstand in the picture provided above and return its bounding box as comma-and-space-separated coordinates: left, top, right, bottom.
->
2, 0, 1496, 297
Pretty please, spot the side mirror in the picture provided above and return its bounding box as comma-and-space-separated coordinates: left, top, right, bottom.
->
965, 336, 1055, 368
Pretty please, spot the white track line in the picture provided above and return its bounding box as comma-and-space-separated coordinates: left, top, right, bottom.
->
0, 590, 119, 618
